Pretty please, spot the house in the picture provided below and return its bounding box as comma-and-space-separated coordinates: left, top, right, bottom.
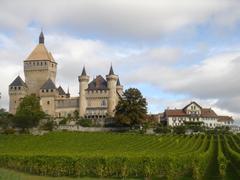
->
161, 101, 234, 128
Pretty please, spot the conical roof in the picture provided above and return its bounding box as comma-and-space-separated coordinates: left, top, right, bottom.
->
57, 86, 66, 95
40, 79, 56, 90
9, 76, 27, 87
26, 44, 54, 61
109, 65, 115, 75
81, 66, 87, 76
25, 31, 55, 62
117, 78, 121, 86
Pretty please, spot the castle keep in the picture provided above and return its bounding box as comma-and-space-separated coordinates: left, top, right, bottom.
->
9, 32, 124, 118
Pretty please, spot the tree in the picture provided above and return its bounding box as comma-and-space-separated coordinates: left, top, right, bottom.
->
0, 108, 13, 129
73, 110, 79, 121
13, 95, 45, 132
115, 88, 147, 127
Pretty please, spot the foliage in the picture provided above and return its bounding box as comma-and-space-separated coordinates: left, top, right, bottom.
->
76, 118, 93, 127
217, 135, 228, 177
183, 121, 204, 132
0, 132, 239, 178
0, 109, 13, 129
2, 128, 16, 134
40, 119, 55, 131
59, 118, 68, 125
173, 125, 186, 134
12, 95, 45, 131
115, 88, 147, 127
73, 110, 79, 121
154, 123, 171, 134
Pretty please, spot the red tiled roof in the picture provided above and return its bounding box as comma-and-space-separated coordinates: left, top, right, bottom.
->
201, 108, 218, 118
165, 109, 187, 117
164, 107, 218, 118
218, 116, 234, 122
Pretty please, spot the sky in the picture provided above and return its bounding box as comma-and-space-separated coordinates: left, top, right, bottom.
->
0, 0, 240, 124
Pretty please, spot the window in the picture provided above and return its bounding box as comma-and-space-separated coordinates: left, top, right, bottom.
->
46, 89, 48, 92
51, 89, 53, 92
18, 87, 21, 90
47, 101, 50, 105
101, 100, 106, 106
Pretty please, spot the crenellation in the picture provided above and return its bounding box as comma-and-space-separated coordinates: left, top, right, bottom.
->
8, 32, 123, 120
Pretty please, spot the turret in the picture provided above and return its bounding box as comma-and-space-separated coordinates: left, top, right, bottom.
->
8, 76, 28, 114
116, 78, 123, 96
39, 78, 57, 116
106, 65, 118, 117
78, 66, 89, 117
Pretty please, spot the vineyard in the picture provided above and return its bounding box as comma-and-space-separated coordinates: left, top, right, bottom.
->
0, 132, 239, 179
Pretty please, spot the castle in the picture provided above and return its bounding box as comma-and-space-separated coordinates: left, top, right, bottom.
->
8, 32, 124, 119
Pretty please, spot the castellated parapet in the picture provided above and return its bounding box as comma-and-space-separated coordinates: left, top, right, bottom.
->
8, 32, 123, 120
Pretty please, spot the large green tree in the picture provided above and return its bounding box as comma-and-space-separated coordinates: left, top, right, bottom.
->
115, 88, 147, 127
13, 95, 45, 131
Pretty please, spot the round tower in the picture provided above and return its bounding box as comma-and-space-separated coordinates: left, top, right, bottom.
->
106, 65, 118, 117
116, 78, 123, 96
78, 66, 89, 117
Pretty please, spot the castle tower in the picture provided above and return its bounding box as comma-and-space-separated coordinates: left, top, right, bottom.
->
8, 76, 28, 114
78, 66, 89, 117
116, 78, 123, 95
24, 31, 57, 96
106, 65, 118, 117
39, 78, 57, 116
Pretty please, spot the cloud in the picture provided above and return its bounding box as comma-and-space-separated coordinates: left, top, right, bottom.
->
1, 30, 240, 120
0, 0, 240, 39
0, 0, 240, 124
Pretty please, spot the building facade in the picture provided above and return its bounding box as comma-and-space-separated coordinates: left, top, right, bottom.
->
161, 101, 234, 128
9, 32, 123, 119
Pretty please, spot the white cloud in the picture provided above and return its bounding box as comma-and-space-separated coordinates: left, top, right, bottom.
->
0, 0, 240, 39
1, 30, 240, 120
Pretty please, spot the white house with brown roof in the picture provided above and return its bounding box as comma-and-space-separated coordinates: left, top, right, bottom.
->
162, 101, 234, 128
217, 116, 234, 126
8, 32, 123, 120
